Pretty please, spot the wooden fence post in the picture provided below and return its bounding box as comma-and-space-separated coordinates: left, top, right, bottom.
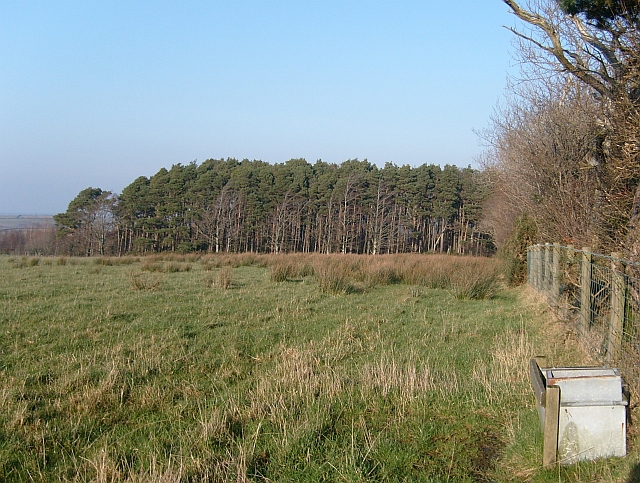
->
543, 385, 560, 467
564, 245, 574, 318
529, 245, 536, 289
552, 243, 560, 305
608, 253, 625, 362
536, 245, 544, 292
580, 247, 592, 334
545, 244, 552, 296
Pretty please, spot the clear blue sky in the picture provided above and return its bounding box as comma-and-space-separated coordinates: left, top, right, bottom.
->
1, 1, 517, 215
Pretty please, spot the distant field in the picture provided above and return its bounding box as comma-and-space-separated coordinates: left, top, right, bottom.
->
0, 253, 636, 482
0, 215, 54, 231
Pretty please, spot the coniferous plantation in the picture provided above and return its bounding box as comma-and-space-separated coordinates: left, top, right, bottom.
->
47, 159, 490, 258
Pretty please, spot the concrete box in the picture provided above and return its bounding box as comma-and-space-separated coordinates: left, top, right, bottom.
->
545, 367, 627, 464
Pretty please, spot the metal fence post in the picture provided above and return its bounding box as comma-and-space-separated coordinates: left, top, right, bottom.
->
580, 247, 592, 334
608, 253, 625, 363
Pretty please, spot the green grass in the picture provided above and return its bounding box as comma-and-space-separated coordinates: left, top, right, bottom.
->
0, 254, 637, 482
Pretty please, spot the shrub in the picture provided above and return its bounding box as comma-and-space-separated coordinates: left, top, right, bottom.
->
500, 214, 538, 285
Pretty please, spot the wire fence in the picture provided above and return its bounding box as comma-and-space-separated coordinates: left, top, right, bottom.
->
527, 244, 640, 394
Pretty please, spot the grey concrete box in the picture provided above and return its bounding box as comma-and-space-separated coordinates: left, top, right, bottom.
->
545, 367, 627, 464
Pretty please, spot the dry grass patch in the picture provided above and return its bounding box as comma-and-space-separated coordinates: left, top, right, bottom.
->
214, 267, 233, 289
360, 351, 433, 400
129, 271, 163, 291
304, 253, 502, 298
269, 254, 314, 282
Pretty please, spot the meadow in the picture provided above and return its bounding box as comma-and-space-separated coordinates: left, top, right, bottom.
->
0, 253, 637, 482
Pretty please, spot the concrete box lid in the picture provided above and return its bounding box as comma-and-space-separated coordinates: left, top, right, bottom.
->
545, 367, 625, 405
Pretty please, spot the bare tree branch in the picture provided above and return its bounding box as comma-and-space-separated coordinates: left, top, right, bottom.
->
503, 0, 613, 97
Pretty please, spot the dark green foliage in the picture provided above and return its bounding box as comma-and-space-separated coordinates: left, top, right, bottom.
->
56, 160, 493, 257
558, 0, 640, 25
500, 215, 539, 285
54, 187, 116, 256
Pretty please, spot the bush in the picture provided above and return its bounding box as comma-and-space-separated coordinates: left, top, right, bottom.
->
500, 215, 538, 285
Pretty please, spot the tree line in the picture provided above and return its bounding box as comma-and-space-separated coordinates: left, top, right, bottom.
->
0, 226, 56, 256
49, 159, 492, 257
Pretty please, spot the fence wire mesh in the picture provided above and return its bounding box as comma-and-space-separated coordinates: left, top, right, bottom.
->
528, 244, 640, 393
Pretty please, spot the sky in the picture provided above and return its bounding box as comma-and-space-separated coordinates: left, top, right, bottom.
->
1, 1, 518, 215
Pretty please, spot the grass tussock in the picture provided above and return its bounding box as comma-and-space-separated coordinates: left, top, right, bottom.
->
200, 252, 261, 269
141, 260, 192, 273
195, 252, 501, 299
360, 351, 433, 400
313, 259, 359, 294
215, 267, 233, 289
94, 256, 140, 266
302, 254, 502, 299
269, 255, 314, 282
142, 253, 201, 263
12, 257, 29, 268
449, 259, 503, 300
129, 271, 163, 291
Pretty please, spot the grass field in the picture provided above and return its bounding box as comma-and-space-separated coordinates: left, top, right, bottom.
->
0, 254, 637, 482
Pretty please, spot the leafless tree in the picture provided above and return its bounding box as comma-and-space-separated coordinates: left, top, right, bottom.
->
484, 0, 640, 254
